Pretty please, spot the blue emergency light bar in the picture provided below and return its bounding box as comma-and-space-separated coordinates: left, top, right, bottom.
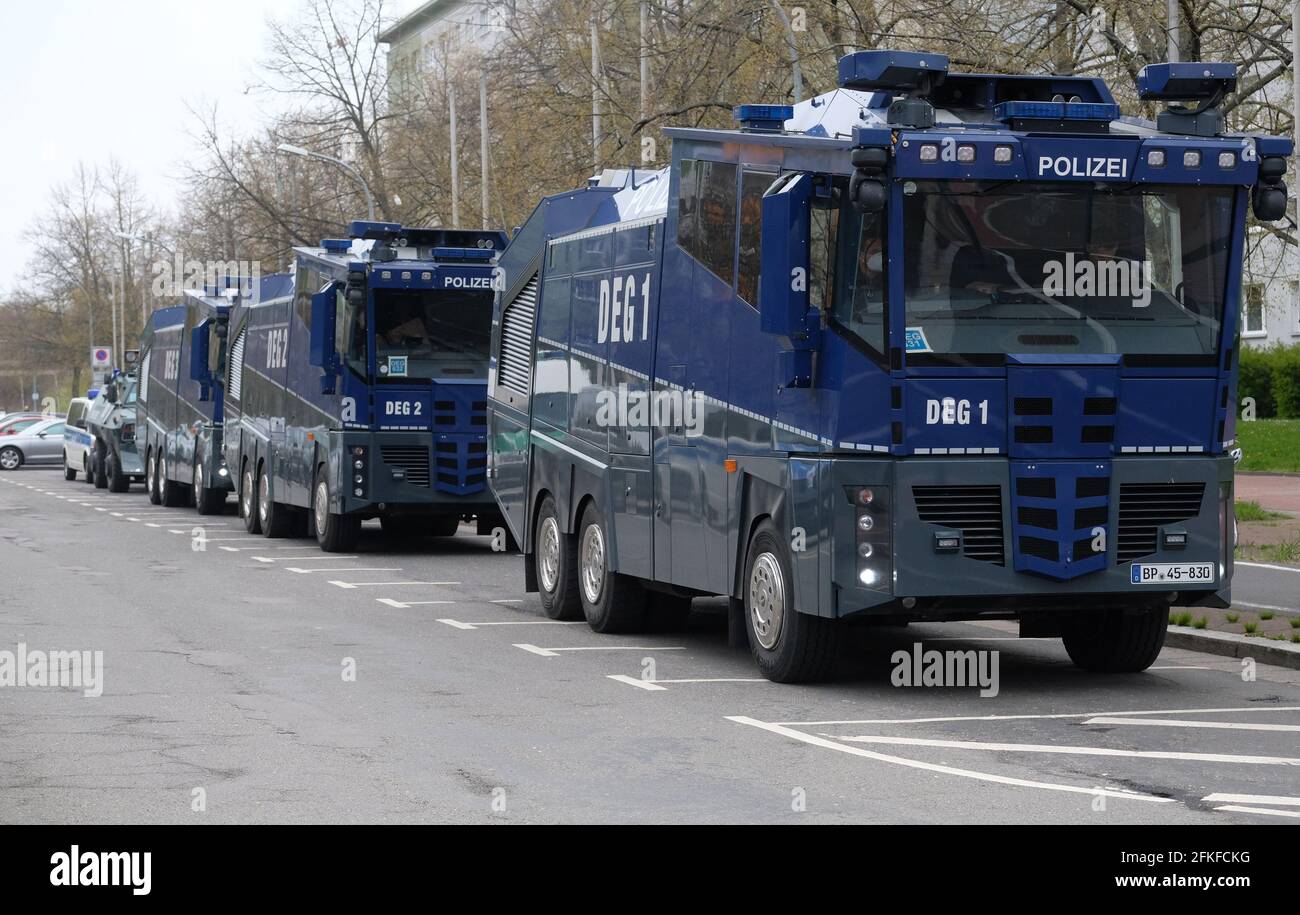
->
322, 238, 351, 253
733, 104, 793, 131
994, 100, 1120, 124
838, 50, 949, 91
1137, 62, 1236, 101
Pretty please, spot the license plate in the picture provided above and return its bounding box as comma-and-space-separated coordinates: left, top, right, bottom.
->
1130, 562, 1215, 585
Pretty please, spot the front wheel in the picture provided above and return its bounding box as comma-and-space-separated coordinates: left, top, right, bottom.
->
92, 446, 107, 488
146, 451, 162, 503
743, 521, 839, 683
0, 447, 22, 471
63, 458, 76, 481
1063, 606, 1168, 673
577, 500, 647, 633
106, 450, 128, 492
534, 494, 581, 620
241, 463, 261, 534
313, 471, 359, 552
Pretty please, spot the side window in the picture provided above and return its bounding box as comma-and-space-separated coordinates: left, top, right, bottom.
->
736, 170, 773, 307
809, 186, 841, 313
833, 201, 887, 354
293, 264, 312, 327
697, 160, 738, 284
676, 159, 699, 258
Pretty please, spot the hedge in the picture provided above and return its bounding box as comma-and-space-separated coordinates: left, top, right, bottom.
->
1238, 341, 1300, 419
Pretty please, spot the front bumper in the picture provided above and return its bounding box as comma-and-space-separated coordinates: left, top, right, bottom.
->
336, 430, 495, 516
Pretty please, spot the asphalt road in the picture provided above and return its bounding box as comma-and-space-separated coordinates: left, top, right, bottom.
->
3, 465, 1299, 824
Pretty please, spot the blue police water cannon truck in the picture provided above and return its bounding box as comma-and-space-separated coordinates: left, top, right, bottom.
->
486, 51, 1291, 682
223, 221, 508, 551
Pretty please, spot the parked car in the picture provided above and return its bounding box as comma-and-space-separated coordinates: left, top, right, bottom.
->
62, 397, 94, 480
0, 414, 47, 437
0, 418, 68, 470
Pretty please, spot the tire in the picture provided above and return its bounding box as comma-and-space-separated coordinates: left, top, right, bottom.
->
159, 454, 185, 507
241, 462, 261, 534
431, 515, 461, 537
146, 450, 162, 503
534, 494, 581, 621
1062, 606, 1168, 673
313, 470, 359, 552
63, 458, 76, 481
743, 520, 839, 683
106, 449, 129, 492
92, 446, 107, 488
193, 460, 225, 515
0, 446, 22, 471
84, 455, 95, 485
577, 500, 647, 633
258, 463, 294, 538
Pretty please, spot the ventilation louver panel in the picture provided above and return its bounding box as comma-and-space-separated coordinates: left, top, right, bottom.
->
1116, 482, 1205, 563
497, 275, 538, 398
913, 485, 1005, 565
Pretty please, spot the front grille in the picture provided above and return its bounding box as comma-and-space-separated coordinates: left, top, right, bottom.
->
380, 446, 430, 488
913, 485, 1005, 565
1116, 482, 1205, 563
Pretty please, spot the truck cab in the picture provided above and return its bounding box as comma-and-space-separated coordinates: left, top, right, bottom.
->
488, 52, 1291, 682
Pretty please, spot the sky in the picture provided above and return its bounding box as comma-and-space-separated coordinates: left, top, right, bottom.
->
0, 0, 421, 293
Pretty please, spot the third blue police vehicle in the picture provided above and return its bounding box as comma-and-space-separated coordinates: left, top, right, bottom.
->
487, 52, 1291, 681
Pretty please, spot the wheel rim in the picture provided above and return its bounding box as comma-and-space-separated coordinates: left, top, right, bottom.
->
537, 516, 561, 594
147, 454, 155, 492
580, 522, 606, 605
194, 463, 203, 498
259, 472, 270, 524
749, 552, 785, 650
0, 450, 18, 470
315, 480, 329, 534
242, 469, 253, 516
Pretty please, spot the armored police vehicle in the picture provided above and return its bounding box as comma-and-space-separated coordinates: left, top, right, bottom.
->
83, 372, 144, 492
222, 221, 507, 550
138, 278, 283, 513
487, 52, 1290, 682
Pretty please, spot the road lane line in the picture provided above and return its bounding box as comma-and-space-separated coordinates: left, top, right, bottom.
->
726, 717, 1174, 803
1203, 792, 1300, 807
436, 618, 584, 629
1237, 561, 1300, 574
1233, 600, 1299, 615
515, 644, 685, 657
288, 568, 401, 575
1084, 716, 1300, 732
607, 675, 668, 691
377, 599, 455, 608
823, 733, 1300, 765
1212, 805, 1300, 819
252, 555, 357, 563
777, 705, 1300, 727
325, 579, 454, 587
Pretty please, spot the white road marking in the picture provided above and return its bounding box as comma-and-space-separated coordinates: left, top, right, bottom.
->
727, 717, 1174, 803
218, 545, 320, 552
252, 555, 357, 563
288, 568, 401, 575
824, 733, 1300, 765
1237, 561, 1300, 574
325, 579, 453, 587
1203, 792, 1300, 807
376, 599, 455, 608
1148, 666, 1221, 671
146, 523, 161, 528
491, 599, 523, 604
1212, 804, 1300, 819
514, 644, 685, 657
436, 618, 584, 629
925, 636, 1056, 642
607, 674, 668, 691
1085, 716, 1300, 732
777, 705, 1300, 727
1233, 600, 1299, 615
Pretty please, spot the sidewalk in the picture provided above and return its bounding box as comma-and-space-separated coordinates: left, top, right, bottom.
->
1234, 473, 1300, 514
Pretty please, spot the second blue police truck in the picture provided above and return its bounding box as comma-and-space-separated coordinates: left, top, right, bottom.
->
487, 52, 1291, 682
223, 221, 508, 550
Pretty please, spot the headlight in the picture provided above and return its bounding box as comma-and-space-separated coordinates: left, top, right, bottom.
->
847, 485, 891, 592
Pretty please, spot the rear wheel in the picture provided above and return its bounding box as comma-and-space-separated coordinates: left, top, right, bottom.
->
106, 450, 128, 492
744, 521, 839, 683
0, 447, 21, 471
83, 455, 95, 485
313, 471, 359, 552
534, 494, 581, 620
146, 450, 161, 503
241, 463, 261, 534
577, 501, 647, 633
92, 445, 107, 488
193, 460, 225, 515
63, 457, 76, 481
1063, 606, 1168, 673
258, 464, 294, 538
159, 453, 185, 506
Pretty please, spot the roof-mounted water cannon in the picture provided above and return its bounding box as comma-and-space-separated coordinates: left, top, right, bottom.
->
1137, 62, 1236, 138
838, 50, 949, 128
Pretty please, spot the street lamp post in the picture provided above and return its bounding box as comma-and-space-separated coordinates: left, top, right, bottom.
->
276, 143, 376, 222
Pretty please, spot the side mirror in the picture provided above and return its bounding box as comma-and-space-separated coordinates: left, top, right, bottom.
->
759, 172, 821, 388
309, 283, 340, 393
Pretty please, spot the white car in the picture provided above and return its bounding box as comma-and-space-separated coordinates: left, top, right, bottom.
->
63, 397, 94, 481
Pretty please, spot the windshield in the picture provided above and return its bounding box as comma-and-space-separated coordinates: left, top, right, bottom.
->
343, 289, 493, 381
902, 181, 1235, 357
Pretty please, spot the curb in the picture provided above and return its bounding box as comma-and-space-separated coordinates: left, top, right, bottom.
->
1165, 625, 1300, 670
1235, 470, 1300, 478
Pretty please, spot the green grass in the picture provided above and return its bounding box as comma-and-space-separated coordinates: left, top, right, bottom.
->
1236, 419, 1300, 472
1293, 633, 1300, 644
1193, 617, 1208, 629
1171, 611, 1192, 626
1244, 621, 1259, 634
1226, 612, 1239, 623
1260, 610, 1275, 620
1235, 499, 1287, 522
1291, 617, 1300, 629
1253, 540, 1300, 564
